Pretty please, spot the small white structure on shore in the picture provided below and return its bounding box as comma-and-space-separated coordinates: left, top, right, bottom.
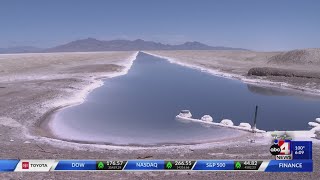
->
239, 123, 252, 129
178, 110, 192, 118
201, 115, 213, 122
308, 122, 319, 127
220, 119, 234, 126
309, 118, 320, 136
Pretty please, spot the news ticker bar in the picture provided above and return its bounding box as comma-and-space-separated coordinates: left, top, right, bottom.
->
0, 160, 312, 172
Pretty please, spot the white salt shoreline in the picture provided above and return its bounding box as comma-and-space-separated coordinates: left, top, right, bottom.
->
43, 51, 139, 111
32, 51, 319, 151
176, 112, 320, 143
143, 51, 320, 96
24, 51, 139, 140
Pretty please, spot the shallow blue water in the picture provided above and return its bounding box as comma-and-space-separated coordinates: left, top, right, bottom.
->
51, 52, 320, 145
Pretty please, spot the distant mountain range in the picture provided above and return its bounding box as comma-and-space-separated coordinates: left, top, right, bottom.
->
0, 38, 247, 54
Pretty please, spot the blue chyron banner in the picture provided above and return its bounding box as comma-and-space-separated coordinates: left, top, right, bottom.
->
264, 160, 313, 172
0, 160, 19, 172
0, 159, 313, 172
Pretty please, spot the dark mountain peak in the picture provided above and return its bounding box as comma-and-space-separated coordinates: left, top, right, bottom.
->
183, 41, 202, 45
74, 38, 100, 43
175, 41, 212, 50
133, 39, 145, 42
182, 41, 209, 46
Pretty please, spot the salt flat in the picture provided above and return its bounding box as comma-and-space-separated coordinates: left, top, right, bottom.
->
0, 51, 138, 158
146, 50, 320, 94
0, 51, 319, 179
145, 50, 278, 75
0, 51, 136, 81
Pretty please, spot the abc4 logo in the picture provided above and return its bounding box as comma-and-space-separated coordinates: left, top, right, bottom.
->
270, 140, 291, 156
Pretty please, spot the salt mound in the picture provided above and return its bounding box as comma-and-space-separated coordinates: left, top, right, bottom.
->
220, 119, 234, 126
308, 122, 320, 127
268, 48, 320, 65
178, 110, 192, 118
201, 115, 213, 122
239, 122, 251, 129
315, 118, 320, 123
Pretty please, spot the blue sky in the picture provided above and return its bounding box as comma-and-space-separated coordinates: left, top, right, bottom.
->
1, 0, 320, 51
